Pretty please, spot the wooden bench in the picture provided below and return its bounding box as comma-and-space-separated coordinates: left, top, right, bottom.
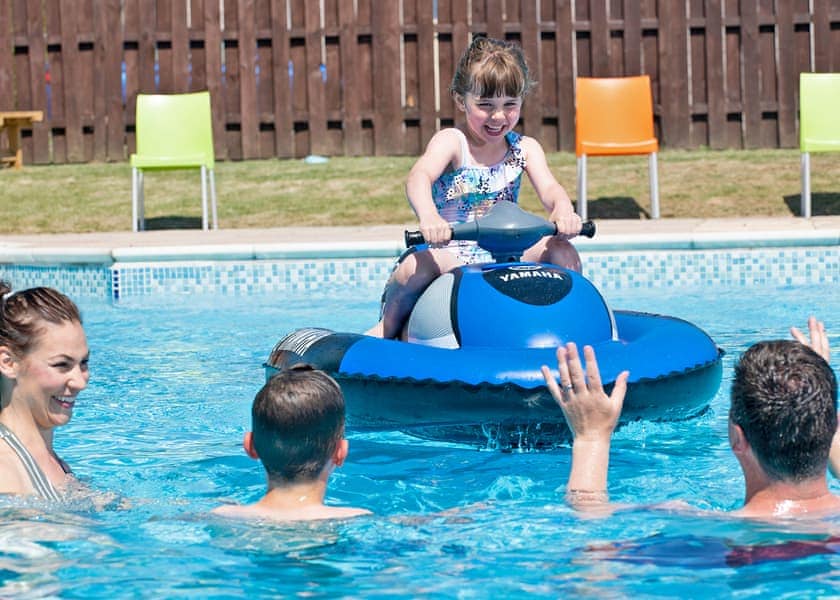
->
0, 110, 44, 169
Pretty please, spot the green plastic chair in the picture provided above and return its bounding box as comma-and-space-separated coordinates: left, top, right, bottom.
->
130, 91, 217, 231
799, 73, 840, 218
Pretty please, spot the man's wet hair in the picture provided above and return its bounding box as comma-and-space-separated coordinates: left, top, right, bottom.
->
731, 340, 838, 481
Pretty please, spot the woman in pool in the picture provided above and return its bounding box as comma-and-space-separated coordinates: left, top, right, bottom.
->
0, 281, 89, 500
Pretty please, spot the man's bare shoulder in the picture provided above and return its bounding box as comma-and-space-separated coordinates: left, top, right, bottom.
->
212, 503, 371, 522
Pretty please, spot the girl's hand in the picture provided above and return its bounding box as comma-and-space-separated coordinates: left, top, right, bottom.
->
419, 214, 452, 245
552, 211, 583, 238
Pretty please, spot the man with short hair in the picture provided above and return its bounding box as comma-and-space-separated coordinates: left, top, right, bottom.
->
542, 317, 840, 518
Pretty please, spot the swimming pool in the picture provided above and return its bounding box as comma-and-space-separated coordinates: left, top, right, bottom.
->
1, 271, 839, 597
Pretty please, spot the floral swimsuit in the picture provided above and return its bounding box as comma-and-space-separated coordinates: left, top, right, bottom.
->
431, 129, 526, 263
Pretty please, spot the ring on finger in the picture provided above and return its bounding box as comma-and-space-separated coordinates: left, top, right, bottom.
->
561, 383, 574, 392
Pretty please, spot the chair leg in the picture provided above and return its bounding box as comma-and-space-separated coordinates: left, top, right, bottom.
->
800, 152, 811, 218
576, 155, 588, 221
131, 167, 139, 232
649, 152, 660, 219
138, 171, 145, 231
209, 169, 218, 230
200, 165, 209, 231
132, 168, 146, 231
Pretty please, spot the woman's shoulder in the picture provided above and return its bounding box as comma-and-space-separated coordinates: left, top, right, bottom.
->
0, 449, 30, 496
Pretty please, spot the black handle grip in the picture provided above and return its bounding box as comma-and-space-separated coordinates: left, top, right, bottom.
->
404, 230, 429, 247
405, 220, 596, 247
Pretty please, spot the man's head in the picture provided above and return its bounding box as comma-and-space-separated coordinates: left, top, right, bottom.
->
730, 340, 838, 481
248, 366, 346, 484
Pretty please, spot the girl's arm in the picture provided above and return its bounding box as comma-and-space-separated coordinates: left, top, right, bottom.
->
520, 136, 581, 236
405, 129, 460, 245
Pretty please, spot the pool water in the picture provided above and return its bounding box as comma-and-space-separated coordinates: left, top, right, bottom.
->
2, 283, 840, 597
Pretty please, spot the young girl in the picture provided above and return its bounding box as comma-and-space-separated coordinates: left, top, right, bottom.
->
0, 281, 90, 499
368, 36, 583, 339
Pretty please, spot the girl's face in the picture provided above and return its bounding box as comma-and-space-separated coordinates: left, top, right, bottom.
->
7, 320, 90, 429
461, 93, 522, 143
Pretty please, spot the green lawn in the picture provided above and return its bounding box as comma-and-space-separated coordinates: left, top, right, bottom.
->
2, 148, 839, 234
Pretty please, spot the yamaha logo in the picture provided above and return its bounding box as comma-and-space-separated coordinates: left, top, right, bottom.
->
482, 265, 573, 305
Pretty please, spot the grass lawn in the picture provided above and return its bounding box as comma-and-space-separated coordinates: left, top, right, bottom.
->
2, 148, 839, 234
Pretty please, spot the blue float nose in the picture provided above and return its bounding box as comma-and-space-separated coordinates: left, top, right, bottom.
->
405, 262, 615, 349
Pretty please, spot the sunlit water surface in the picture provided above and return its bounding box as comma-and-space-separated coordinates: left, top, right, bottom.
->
2, 282, 840, 598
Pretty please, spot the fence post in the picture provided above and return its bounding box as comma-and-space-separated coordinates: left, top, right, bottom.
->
658, 0, 690, 147
371, 0, 401, 155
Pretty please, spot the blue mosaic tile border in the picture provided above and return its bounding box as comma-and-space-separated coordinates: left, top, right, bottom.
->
0, 264, 112, 299
111, 246, 840, 300
584, 247, 840, 290
111, 259, 398, 299
3, 246, 839, 301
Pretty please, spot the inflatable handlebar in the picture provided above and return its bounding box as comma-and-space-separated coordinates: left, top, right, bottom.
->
405, 203, 596, 251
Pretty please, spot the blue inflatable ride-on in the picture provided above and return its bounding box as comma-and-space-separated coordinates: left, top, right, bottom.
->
266, 202, 723, 448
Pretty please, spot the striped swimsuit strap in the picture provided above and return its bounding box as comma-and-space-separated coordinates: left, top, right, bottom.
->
0, 422, 62, 501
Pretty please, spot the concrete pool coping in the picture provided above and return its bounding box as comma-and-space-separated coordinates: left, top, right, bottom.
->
2, 215, 840, 264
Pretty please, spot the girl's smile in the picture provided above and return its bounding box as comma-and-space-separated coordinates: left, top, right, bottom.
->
462, 94, 522, 142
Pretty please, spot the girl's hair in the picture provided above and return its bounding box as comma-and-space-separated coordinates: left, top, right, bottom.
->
450, 35, 535, 100
0, 280, 83, 358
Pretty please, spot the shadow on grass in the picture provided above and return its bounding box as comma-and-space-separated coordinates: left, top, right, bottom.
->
783, 192, 840, 217
143, 216, 204, 230
582, 196, 650, 220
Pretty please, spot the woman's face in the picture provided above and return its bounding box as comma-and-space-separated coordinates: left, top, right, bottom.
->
12, 320, 90, 429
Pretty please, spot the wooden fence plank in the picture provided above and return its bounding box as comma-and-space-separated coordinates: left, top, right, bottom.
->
704, 0, 726, 149
59, 0, 85, 162
554, 0, 575, 151
485, 0, 505, 39
236, 0, 259, 158
590, 0, 610, 75
303, 0, 327, 155
415, 0, 437, 149
97, 0, 124, 160
449, 0, 469, 130
813, 0, 831, 71
0, 1, 12, 105
137, 0, 157, 92
270, 0, 293, 158
520, 0, 541, 139
623, 0, 642, 74
371, 0, 400, 154
659, 0, 689, 147
740, 0, 760, 148
25, 0, 49, 163
170, 0, 190, 91
202, 0, 225, 160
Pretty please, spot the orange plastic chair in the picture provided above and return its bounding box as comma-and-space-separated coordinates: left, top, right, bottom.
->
575, 75, 660, 220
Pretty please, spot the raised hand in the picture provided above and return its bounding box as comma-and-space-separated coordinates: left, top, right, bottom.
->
542, 342, 628, 442
791, 316, 830, 363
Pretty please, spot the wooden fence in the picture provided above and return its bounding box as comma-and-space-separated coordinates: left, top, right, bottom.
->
1, 0, 839, 165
